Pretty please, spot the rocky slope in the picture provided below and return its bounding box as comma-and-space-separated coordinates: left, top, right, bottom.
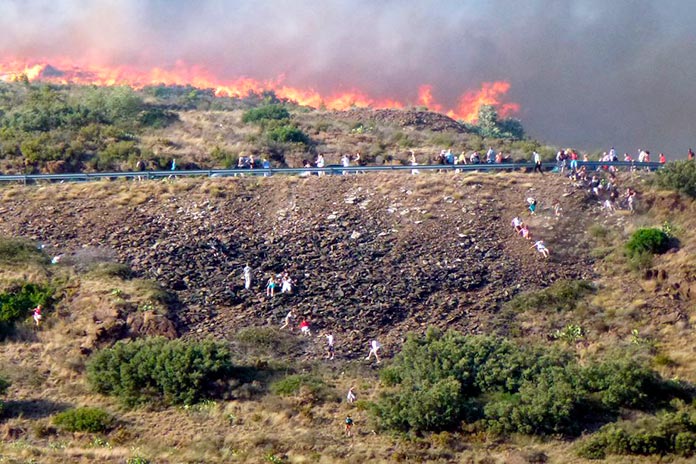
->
0, 171, 599, 356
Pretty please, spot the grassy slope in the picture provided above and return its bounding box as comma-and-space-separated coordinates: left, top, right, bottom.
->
0, 172, 695, 463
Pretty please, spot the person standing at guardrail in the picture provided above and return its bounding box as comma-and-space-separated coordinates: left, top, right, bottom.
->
410, 150, 419, 175
168, 158, 177, 180
316, 154, 325, 176
532, 151, 543, 174
689, 148, 694, 161
341, 153, 350, 175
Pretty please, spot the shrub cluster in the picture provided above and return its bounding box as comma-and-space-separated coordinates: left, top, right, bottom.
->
270, 374, 335, 403
53, 407, 114, 433
578, 408, 696, 459
0, 282, 54, 337
0, 374, 10, 416
655, 160, 696, 198
241, 104, 290, 124
625, 228, 669, 258
0, 237, 48, 265
373, 330, 681, 436
505, 279, 595, 313
86, 337, 233, 406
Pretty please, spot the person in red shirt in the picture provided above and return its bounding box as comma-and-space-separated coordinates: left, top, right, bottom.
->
299, 319, 311, 336
688, 148, 694, 161
659, 153, 666, 164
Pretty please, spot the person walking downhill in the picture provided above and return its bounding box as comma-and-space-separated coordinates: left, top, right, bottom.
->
344, 415, 354, 437
346, 387, 357, 404
33, 304, 43, 327
366, 339, 381, 364
325, 332, 335, 360
243, 263, 252, 290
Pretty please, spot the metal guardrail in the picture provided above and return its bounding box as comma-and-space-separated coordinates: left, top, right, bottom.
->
0, 161, 665, 184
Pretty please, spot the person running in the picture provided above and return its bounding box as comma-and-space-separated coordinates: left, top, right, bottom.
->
346, 387, 357, 404
519, 224, 531, 240
366, 339, 381, 363
280, 310, 293, 330
325, 332, 335, 360
300, 319, 311, 336
266, 275, 277, 297
243, 264, 252, 290
33, 304, 42, 327
531, 240, 550, 258
344, 415, 354, 437
511, 216, 523, 233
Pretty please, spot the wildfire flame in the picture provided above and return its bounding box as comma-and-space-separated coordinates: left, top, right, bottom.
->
0, 58, 518, 123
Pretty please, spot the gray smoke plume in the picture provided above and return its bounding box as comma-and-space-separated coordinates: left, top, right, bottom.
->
1, 0, 695, 156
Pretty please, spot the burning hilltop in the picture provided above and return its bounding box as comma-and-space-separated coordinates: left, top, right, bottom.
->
0, 58, 518, 123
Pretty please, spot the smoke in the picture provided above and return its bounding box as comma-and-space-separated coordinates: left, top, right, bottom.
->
1, 0, 695, 155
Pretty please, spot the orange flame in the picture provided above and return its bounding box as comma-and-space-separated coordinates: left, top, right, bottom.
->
0, 57, 517, 122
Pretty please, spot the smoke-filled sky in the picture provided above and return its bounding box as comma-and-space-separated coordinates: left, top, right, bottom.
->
1, 0, 695, 156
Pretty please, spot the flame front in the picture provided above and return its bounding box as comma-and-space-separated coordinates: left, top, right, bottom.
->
0, 58, 517, 123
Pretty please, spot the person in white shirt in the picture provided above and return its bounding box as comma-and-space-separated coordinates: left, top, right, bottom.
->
366, 339, 381, 364
531, 240, 550, 258
316, 154, 325, 176
325, 333, 335, 360
243, 264, 252, 290
533, 151, 543, 174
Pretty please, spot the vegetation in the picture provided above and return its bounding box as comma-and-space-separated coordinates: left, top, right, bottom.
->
656, 160, 696, 198
0, 237, 48, 265
625, 227, 670, 258
0, 282, 54, 337
373, 330, 688, 437
86, 337, 234, 406
577, 406, 696, 459
53, 407, 114, 433
0, 374, 9, 416
505, 279, 595, 313
467, 105, 525, 140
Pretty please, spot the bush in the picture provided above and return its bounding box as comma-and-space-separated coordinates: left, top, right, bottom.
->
241, 104, 290, 124
270, 374, 334, 403
53, 407, 113, 433
582, 358, 662, 410
0, 282, 54, 337
577, 408, 696, 459
625, 228, 669, 259
505, 280, 595, 313
86, 337, 233, 406
265, 124, 309, 145
0, 374, 9, 416
374, 377, 466, 433
0, 237, 48, 264
656, 160, 696, 198
373, 329, 681, 437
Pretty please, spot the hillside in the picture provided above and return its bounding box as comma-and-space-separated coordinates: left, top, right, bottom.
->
0, 172, 599, 353
0, 168, 695, 463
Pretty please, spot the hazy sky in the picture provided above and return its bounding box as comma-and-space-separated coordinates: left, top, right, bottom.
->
1, 0, 695, 156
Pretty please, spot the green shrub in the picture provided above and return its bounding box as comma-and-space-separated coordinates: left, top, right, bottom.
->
0, 282, 54, 337
656, 160, 696, 198
270, 374, 334, 402
373, 329, 681, 437
374, 377, 466, 433
265, 124, 309, 145
53, 407, 113, 433
625, 228, 669, 259
505, 280, 595, 313
0, 237, 48, 264
0, 374, 9, 416
242, 104, 290, 124
582, 358, 661, 410
577, 409, 696, 459
86, 337, 233, 406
